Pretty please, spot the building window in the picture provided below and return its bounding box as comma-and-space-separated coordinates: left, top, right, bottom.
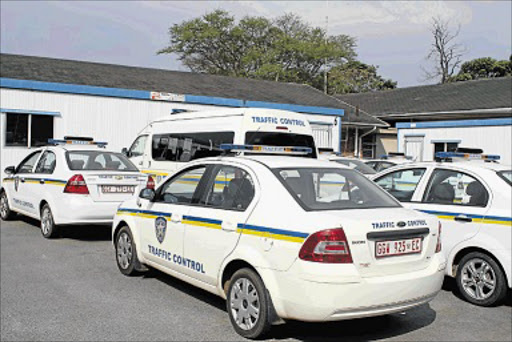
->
433, 142, 459, 161
4, 113, 54, 147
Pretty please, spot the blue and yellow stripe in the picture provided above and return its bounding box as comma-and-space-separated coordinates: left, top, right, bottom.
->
2, 177, 67, 186
421, 210, 512, 227
116, 208, 308, 243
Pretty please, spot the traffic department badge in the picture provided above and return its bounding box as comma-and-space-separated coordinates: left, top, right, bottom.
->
155, 217, 167, 244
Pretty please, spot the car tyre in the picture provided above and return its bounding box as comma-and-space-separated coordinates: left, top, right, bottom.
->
0, 191, 15, 221
115, 226, 143, 276
227, 268, 272, 339
40, 203, 58, 238
456, 252, 507, 307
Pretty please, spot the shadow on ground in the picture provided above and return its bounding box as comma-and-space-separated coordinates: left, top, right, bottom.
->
18, 215, 112, 241
144, 267, 437, 341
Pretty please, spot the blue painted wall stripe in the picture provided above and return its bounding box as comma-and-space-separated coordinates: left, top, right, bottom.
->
1, 77, 345, 117
396, 118, 512, 129
0, 108, 61, 116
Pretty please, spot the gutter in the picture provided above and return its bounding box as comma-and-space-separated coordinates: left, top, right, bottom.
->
357, 126, 377, 158
376, 107, 512, 118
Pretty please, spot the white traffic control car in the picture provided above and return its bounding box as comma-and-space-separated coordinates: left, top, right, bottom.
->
0, 137, 152, 238
112, 144, 445, 339
365, 153, 414, 173
372, 152, 512, 306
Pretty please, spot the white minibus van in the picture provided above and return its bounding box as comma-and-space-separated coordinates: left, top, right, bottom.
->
123, 108, 318, 183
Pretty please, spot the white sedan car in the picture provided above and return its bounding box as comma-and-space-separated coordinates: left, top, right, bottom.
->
112, 145, 445, 339
1, 138, 151, 238
372, 155, 511, 306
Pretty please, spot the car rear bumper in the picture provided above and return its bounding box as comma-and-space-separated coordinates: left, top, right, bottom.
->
262, 254, 445, 322
53, 195, 121, 225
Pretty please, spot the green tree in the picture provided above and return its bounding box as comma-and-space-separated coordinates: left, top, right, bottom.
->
448, 56, 512, 82
328, 61, 397, 94
158, 10, 394, 93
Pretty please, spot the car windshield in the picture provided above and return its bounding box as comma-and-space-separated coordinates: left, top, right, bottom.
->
245, 132, 317, 158
273, 167, 400, 211
66, 151, 138, 171
333, 159, 376, 175
497, 170, 512, 186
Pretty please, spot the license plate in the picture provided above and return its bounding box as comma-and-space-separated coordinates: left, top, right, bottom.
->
375, 237, 422, 258
101, 185, 135, 194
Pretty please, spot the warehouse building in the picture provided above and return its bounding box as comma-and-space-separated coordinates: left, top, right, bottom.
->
0, 53, 385, 171
337, 77, 512, 164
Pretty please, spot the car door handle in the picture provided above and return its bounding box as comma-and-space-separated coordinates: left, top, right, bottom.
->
454, 215, 473, 223
171, 215, 182, 223
221, 221, 237, 232
20, 178, 25, 183
40, 179, 45, 184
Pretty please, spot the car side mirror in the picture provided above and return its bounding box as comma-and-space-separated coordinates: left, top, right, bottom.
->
121, 147, 131, 157
139, 188, 155, 201
4, 166, 15, 175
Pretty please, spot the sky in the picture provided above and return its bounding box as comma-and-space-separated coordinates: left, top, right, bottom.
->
1, 1, 511, 88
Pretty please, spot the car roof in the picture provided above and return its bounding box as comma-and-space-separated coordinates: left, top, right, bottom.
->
386, 161, 511, 172
195, 155, 351, 170
47, 145, 119, 152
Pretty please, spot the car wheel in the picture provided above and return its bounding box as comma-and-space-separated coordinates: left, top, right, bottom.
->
115, 226, 142, 276
0, 191, 15, 221
456, 252, 507, 306
41, 204, 58, 238
227, 268, 271, 339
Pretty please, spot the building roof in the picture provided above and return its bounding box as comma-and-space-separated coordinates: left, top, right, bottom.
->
0, 53, 386, 126
336, 77, 512, 120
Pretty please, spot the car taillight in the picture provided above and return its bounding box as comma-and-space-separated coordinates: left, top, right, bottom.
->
299, 228, 353, 263
64, 174, 89, 194
146, 175, 155, 190
435, 222, 442, 253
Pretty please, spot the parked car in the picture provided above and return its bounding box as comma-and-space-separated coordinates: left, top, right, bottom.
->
365, 153, 413, 172
320, 155, 377, 176
112, 144, 445, 339
0, 137, 151, 238
371, 152, 511, 306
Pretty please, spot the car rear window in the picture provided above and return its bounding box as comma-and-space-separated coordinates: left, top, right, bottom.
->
245, 132, 317, 158
66, 151, 138, 171
334, 159, 376, 175
497, 170, 512, 186
273, 167, 400, 211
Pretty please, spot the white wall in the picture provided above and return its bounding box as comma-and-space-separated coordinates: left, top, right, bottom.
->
398, 124, 512, 165
0, 88, 339, 172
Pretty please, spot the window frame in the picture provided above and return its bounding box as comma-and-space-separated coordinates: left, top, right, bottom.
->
15, 150, 43, 174
34, 150, 57, 174
154, 165, 213, 206
198, 164, 256, 212
3, 112, 55, 148
421, 167, 490, 208
374, 167, 427, 203
128, 135, 148, 158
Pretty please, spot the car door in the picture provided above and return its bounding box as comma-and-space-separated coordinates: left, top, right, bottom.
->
11, 150, 43, 215
138, 165, 209, 272
127, 135, 148, 169
33, 149, 59, 211
182, 164, 257, 285
412, 168, 491, 258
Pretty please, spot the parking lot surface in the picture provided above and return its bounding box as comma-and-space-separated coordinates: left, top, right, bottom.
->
1, 218, 511, 341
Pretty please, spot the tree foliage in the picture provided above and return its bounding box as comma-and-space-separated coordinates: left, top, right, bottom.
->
328, 61, 397, 94
159, 10, 396, 93
448, 56, 512, 82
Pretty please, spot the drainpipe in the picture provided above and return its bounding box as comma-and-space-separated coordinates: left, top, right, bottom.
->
358, 126, 377, 159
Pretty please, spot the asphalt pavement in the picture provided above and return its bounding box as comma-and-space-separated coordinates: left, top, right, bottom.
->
1, 218, 511, 341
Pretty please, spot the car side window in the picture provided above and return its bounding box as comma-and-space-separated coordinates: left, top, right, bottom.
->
129, 135, 147, 157
375, 168, 426, 202
157, 167, 207, 204
423, 169, 489, 207
202, 166, 255, 211
35, 151, 57, 174
16, 151, 42, 174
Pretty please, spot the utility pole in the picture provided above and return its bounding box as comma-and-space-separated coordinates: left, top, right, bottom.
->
323, 0, 329, 94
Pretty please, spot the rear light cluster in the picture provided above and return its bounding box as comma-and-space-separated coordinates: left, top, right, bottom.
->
299, 228, 353, 263
146, 175, 155, 190
64, 174, 89, 194
435, 222, 442, 253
